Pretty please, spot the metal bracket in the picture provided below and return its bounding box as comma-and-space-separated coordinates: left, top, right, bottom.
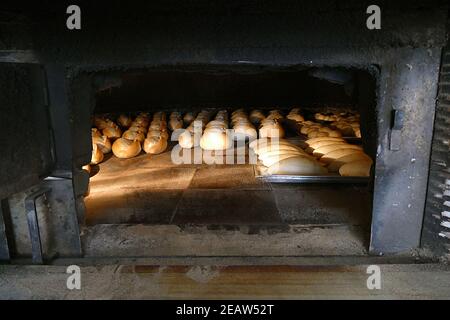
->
389, 109, 405, 151
24, 188, 51, 264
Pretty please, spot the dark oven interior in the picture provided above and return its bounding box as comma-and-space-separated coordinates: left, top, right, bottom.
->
77, 65, 377, 255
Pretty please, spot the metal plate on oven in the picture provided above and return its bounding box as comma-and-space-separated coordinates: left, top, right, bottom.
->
253, 165, 370, 184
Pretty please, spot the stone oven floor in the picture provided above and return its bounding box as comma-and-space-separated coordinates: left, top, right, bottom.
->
84, 149, 372, 228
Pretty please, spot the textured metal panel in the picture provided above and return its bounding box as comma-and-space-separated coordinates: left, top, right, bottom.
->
0, 63, 53, 199
421, 48, 450, 256
369, 49, 442, 254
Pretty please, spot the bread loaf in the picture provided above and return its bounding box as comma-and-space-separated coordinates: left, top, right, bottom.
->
143, 136, 168, 154
112, 138, 142, 159
249, 110, 265, 125
200, 128, 232, 150
339, 160, 372, 177
103, 125, 122, 139
183, 112, 195, 125
90, 143, 104, 164
233, 125, 257, 141
328, 153, 372, 172
82, 164, 91, 173
320, 148, 364, 164
169, 118, 183, 131
261, 153, 305, 167
117, 114, 132, 128
259, 122, 285, 138
179, 130, 195, 149
312, 143, 362, 157
305, 137, 345, 145
147, 129, 169, 140
92, 134, 112, 154
255, 144, 303, 155
122, 130, 145, 143
266, 156, 328, 175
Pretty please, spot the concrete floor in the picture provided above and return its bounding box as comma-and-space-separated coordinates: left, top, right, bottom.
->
1, 262, 450, 299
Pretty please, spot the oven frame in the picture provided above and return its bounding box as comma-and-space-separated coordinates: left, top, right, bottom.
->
0, 1, 447, 262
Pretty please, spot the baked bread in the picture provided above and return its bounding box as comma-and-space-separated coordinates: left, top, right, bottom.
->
178, 130, 195, 149
112, 138, 142, 158
183, 112, 195, 125
143, 136, 168, 154
328, 153, 372, 172
266, 156, 328, 175
259, 122, 285, 138
169, 118, 183, 131
92, 134, 112, 154
305, 137, 345, 145
117, 114, 132, 128
339, 160, 372, 177
312, 143, 362, 157
122, 129, 145, 143
102, 125, 122, 139
200, 128, 232, 150
320, 148, 364, 164
90, 143, 104, 164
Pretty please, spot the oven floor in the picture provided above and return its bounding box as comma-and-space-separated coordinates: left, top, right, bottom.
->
84, 148, 372, 228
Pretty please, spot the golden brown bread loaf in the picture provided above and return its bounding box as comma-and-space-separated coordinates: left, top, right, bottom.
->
147, 129, 169, 140
92, 134, 112, 154
306, 139, 346, 150
143, 136, 168, 154
259, 121, 285, 138
90, 143, 104, 164
249, 138, 290, 150
255, 143, 304, 155
169, 118, 183, 131
305, 137, 345, 145
102, 125, 122, 139
260, 152, 304, 167
122, 129, 146, 143
328, 152, 372, 172
233, 125, 257, 141
117, 114, 132, 128
312, 143, 362, 157
200, 127, 232, 150
183, 112, 195, 125
320, 148, 364, 164
339, 160, 372, 176
249, 110, 265, 125
266, 156, 328, 175
112, 138, 142, 158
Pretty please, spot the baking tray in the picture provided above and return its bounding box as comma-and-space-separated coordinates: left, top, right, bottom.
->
253, 160, 370, 184
253, 165, 370, 184
250, 135, 368, 184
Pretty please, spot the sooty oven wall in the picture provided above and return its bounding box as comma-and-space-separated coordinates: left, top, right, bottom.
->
93, 66, 363, 112
0, 0, 448, 258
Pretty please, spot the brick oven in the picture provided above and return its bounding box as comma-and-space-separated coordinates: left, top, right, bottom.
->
0, 0, 449, 264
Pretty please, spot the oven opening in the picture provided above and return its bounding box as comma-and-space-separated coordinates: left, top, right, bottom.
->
80, 64, 378, 256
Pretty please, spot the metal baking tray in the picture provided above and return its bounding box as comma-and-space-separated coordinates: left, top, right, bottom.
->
250, 136, 369, 184
253, 165, 370, 184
